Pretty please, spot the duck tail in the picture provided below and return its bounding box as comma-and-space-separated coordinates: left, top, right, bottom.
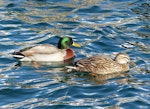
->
12, 52, 25, 59
65, 66, 77, 72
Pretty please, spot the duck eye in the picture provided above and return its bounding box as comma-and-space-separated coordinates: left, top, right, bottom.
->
65, 40, 70, 45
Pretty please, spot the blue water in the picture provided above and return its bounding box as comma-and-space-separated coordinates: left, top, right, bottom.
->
0, 0, 150, 108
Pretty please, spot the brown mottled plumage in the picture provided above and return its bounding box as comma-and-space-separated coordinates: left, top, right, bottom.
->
66, 53, 130, 74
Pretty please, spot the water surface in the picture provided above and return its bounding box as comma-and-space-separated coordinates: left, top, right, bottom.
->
0, 0, 150, 108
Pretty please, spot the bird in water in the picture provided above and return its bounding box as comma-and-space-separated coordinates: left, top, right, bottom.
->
66, 53, 130, 75
13, 37, 81, 62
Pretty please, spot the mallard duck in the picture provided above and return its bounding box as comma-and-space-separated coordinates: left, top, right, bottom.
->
66, 53, 130, 74
13, 37, 81, 62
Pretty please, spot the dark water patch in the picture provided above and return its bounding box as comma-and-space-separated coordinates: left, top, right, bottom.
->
6, 3, 16, 8
137, 27, 150, 34
54, 6, 74, 13
34, 105, 69, 109
118, 86, 145, 97
6, 3, 27, 12
31, 22, 55, 29
0, 88, 39, 106
0, 19, 23, 25
76, 6, 103, 14
56, 21, 80, 26
121, 99, 150, 109
0, 44, 15, 53
131, 2, 150, 16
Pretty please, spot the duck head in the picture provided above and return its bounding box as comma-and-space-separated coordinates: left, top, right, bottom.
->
115, 53, 130, 64
58, 37, 81, 49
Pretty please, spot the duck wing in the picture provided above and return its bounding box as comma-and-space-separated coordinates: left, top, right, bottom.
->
75, 56, 114, 74
13, 44, 63, 58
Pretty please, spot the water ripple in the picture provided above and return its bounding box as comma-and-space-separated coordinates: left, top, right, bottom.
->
0, 0, 150, 108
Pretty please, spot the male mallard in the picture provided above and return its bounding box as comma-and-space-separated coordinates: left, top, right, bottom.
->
13, 37, 81, 62
66, 53, 130, 74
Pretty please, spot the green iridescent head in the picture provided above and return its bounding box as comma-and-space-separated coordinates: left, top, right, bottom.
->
58, 37, 81, 49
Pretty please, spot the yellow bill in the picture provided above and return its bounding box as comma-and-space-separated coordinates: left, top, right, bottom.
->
72, 42, 81, 48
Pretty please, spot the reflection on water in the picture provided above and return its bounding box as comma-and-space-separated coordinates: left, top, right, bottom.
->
0, 0, 150, 108
89, 72, 129, 84
15, 58, 74, 68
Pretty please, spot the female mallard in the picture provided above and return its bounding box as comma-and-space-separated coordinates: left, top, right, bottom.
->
13, 37, 81, 62
66, 53, 130, 74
